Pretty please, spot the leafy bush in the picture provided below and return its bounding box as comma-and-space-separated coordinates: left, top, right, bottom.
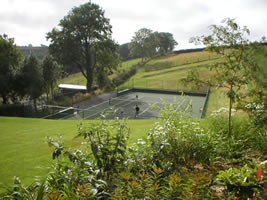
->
111, 166, 217, 199
112, 65, 137, 86
76, 115, 130, 187
0, 104, 33, 117
126, 101, 217, 176
217, 164, 265, 199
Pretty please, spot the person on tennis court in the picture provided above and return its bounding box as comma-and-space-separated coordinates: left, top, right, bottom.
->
135, 105, 140, 118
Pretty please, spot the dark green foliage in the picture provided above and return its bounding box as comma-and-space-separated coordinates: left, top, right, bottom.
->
0, 34, 23, 104
217, 165, 264, 199
154, 32, 178, 55
42, 54, 62, 102
129, 28, 155, 60
95, 42, 121, 89
119, 43, 131, 61
112, 64, 137, 86
47, 2, 118, 91
129, 28, 177, 61
77, 115, 130, 187
18, 54, 44, 111
0, 104, 33, 117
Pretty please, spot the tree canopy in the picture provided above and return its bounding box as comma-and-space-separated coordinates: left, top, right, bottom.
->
19, 54, 44, 111
154, 32, 178, 55
129, 28, 177, 60
42, 54, 62, 102
187, 18, 262, 136
47, 2, 119, 91
0, 34, 22, 104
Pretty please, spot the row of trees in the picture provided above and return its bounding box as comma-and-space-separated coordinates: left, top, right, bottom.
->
0, 34, 61, 110
1, 1, 178, 110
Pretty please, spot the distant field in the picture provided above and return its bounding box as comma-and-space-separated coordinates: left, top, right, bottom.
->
119, 59, 219, 92
118, 58, 142, 71
59, 72, 87, 85
0, 117, 155, 189
142, 51, 221, 72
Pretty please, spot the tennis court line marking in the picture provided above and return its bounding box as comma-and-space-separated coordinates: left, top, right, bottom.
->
138, 102, 160, 116
184, 99, 193, 112
84, 96, 145, 120
78, 93, 133, 111
174, 98, 186, 112
60, 93, 139, 119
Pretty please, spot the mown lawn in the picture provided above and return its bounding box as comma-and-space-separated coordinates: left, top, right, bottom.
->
0, 117, 155, 189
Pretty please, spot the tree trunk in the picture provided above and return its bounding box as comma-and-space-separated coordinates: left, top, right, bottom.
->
50, 83, 54, 101
33, 98, 37, 112
2, 94, 8, 104
86, 69, 94, 92
46, 92, 49, 104
228, 87, 233, 138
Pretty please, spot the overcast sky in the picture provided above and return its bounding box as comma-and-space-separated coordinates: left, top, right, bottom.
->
1, 0, 267, 49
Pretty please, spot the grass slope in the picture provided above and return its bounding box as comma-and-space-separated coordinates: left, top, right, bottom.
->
0, 117, 155, 189
59, 58, 142, 86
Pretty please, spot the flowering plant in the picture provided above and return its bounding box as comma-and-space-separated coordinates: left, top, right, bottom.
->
216, 165, 264, 198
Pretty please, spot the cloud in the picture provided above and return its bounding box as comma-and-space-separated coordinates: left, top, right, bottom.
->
0, 0, 266, 49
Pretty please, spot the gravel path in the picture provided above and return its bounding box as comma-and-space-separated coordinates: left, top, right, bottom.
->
73, 91, 117, 109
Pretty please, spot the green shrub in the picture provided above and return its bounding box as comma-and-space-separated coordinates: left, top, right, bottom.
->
112, 65, 137, 86
76, 115, 130, 188
216, 164, 264, 199
0, 104, 33, 117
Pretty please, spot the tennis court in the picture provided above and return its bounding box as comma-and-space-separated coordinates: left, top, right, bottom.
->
44, 88, 209, 120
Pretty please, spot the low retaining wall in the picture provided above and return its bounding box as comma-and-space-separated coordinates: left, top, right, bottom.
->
117, 88, 207, 97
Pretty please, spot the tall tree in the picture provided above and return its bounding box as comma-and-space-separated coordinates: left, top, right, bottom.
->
187, 18, 260, 137
20, 54, 44, 111
154, 32, 178, 55
0, 34, 22, 104
95, 41, 120, 88
129, 29, 177, 60
129, 28, 160, 61
42, 54, 62, 102
47, 2, 117, 91
119, 43, 131, 61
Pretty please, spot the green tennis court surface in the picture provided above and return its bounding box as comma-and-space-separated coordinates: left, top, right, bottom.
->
45, 88, 209, 120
